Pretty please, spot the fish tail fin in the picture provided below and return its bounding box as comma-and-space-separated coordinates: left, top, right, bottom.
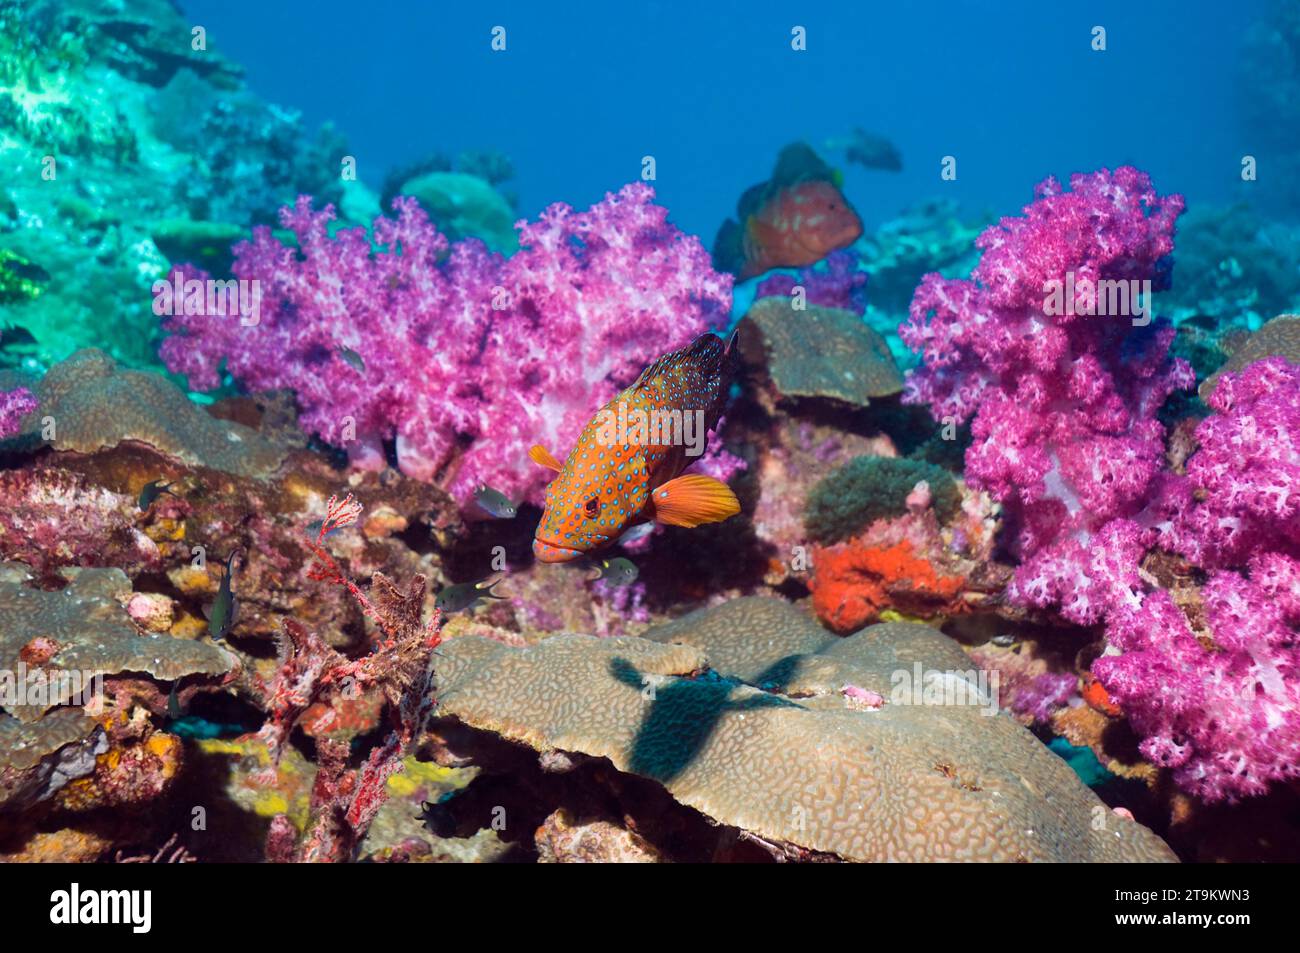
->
479, 571, 508, 599
650, 474, 740, 528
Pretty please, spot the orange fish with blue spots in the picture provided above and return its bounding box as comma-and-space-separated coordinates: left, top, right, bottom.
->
531, 332, 741, 563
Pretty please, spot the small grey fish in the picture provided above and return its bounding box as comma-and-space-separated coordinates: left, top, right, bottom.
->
615, 522, 654, 547
593, 557, 639, 586
206, 551, 241, 641
0, 325, 37, 347
991, 634, 1017, 648
435, 572, 506, 613
473, 485, 517, 519
338, 346, 365, 373
1180, 314, 1218, 332
167, 683, 183, 720
3, 259, 49, 283
306, 518, 343, 539
138, 479, 177, 511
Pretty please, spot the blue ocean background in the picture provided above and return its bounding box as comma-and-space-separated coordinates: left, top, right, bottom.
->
178, 0, 1264, 240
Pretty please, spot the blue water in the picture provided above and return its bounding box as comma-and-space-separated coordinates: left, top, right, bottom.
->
179, 0, 1262, 238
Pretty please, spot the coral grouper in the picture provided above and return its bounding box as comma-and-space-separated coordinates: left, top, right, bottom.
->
531, 332, 741, 562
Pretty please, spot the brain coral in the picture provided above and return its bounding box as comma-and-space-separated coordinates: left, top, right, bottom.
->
435, 598, 1175, 862
804, 455, 961, 543
3, 349, 285, 477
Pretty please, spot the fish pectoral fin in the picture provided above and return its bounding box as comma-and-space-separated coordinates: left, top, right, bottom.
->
528, 444, 563, 471
650, 475, 740, 528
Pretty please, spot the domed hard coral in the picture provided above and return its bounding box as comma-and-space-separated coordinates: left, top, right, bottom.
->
1198, 314, 1300, 400
432, 598, 1176, 862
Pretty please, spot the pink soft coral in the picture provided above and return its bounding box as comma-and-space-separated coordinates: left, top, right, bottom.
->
0, 387, 36, 438
161, 184, 731, 506
1092, 358, 1300, 802
754, 250, 867, 314
899, 169, 1300, 801
899, 167, 1192, 614
1165, 356, 1300, 568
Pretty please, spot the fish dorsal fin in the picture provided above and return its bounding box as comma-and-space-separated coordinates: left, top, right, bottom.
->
633, 332, 727, 392
529, 444, 562, 471
735, 180, 770, 221
771, 141, 836, 188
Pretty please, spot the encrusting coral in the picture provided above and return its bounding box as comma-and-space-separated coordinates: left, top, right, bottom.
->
809, 538, 969, 633
0, 387, 36, 438
0, 469, 161, 576
0, 562, 230, 821
255, 495, 444, 863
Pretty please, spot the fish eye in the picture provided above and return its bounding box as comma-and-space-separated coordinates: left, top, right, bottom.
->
583, 497, 600, 519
